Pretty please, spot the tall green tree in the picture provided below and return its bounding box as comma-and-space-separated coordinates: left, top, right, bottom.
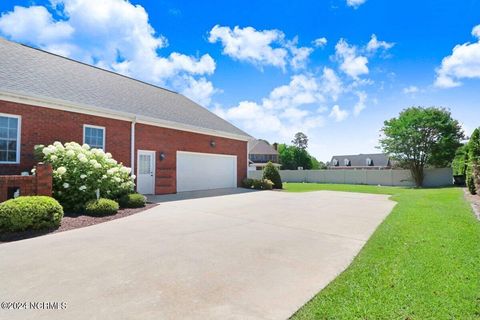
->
379, 107, 464, 187
292, 132, 308, 150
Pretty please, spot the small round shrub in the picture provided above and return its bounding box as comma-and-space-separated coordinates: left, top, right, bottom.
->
0, 196, 63, 232
249, 178, 273, 190
118, 193, 146, 208
262, 162, 282, 189
85, 198, 119, 216
242, 178, 254, 189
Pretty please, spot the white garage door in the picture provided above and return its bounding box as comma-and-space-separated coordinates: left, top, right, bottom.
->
176, 151, 237, 192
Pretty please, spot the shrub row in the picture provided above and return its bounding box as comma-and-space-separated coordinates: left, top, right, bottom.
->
0, 192, 147, 232
242, 178, 274, 190
455, 128, 480, 195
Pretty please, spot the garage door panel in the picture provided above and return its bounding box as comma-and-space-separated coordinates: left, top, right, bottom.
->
177, 151, 237, 192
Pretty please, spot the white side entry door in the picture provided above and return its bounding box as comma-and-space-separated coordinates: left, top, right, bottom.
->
137, 150, 155, 195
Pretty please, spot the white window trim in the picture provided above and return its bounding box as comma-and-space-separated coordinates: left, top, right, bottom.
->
0, 112, 21, 164
83, 124, 106, 150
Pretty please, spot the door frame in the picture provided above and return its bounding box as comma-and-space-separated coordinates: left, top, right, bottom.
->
136, 150, 156, 195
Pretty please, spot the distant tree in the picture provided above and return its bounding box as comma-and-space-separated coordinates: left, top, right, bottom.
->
310, 156, 327, 170
278, 144, 296, 169
452, 144, 469, 176
292, 132, 308, 150
379, 107, 464, 187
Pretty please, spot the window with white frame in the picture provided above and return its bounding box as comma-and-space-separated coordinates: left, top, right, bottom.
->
0, 114, 20, 163
344, 158, 350, 166
83, 125, 105, 150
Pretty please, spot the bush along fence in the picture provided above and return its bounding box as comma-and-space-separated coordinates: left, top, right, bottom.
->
0, 163, 52, 202
248, 168, 453, 187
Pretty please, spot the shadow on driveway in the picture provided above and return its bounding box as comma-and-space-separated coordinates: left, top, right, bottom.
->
146, 187, 259, 203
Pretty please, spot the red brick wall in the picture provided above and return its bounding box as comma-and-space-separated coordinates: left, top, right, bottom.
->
0, 100, 131, 175
0, 163, 52, 202
0, 100, 248, 194
135, 123, 247, 194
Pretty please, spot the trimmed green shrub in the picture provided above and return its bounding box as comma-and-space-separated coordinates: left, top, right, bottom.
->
250, 178, 273, 190
85, 198, 119, 216
467, 174, 476, 195
0, 196, 63, 232
118, 193, 146, 208
242, 178, 254, 188
262, 162, 282, 189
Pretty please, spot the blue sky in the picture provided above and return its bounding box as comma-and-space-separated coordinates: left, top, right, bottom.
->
0, 0, 479, 161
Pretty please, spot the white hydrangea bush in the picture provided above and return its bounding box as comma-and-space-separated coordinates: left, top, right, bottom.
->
37, 142, 135, 211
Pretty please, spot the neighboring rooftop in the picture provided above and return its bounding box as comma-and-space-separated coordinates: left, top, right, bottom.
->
248, 139, 278, 155
0, 38, 250, 139
329, 153, 390, 167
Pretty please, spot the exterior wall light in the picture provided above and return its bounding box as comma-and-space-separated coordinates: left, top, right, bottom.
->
159, 152, 166, 160
210, 140, 216, 148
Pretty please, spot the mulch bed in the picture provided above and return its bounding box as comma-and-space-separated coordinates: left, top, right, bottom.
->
0, 203, 158, 244
464, 189, 480, 220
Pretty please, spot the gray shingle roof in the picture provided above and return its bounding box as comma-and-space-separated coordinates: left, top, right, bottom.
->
330, 153, 390, 167
0, 38, 250, 139
248, 139, 278, 155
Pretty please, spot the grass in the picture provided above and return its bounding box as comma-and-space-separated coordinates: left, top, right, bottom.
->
285, 183, 480, 320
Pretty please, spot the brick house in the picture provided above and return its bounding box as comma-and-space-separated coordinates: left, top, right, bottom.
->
0, 38, 251, 194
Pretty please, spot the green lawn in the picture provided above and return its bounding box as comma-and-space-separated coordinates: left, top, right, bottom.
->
285, 183, 480, 320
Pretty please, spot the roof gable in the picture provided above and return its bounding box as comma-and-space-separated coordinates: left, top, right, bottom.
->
248, 139, 278, 155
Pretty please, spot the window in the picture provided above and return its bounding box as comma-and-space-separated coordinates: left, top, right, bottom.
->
332, 159, 339, 166
344, 158, 350, 166
83, 125, 105, 150
366, 158, 373, 166
0, 114, 20, 163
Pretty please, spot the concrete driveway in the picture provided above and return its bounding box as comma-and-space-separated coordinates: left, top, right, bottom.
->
0, 190, 395, 320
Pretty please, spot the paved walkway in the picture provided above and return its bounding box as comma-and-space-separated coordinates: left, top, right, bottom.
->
0, 190, 395, 320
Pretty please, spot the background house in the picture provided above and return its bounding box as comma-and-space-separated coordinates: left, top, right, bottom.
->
0, 38, 251, 195
328, 153, 391, 170
248, 139, 281, 171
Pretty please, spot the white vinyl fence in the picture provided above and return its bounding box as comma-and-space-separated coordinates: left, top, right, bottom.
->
248, 168, 453, 187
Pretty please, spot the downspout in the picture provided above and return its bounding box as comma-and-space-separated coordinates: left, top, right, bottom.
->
130, 116, 137, 176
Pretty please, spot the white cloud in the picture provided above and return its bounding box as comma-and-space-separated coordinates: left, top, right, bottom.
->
208, 25, 288, 69
286, 37, 313, 70
353, 91, 367, 115
329, 105, 349, 122
320, 67, 343, 101
214, 74, 330, 140
208, 25, 314, 71
313, 37, 327, 47
335, 39, 369, 79
403, 85, 419, 94
434, 24, 480, 88
0, 6, 73, 46
0, 0, 216, 105
346, 0, 367, 9
366, 34, 394, 53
